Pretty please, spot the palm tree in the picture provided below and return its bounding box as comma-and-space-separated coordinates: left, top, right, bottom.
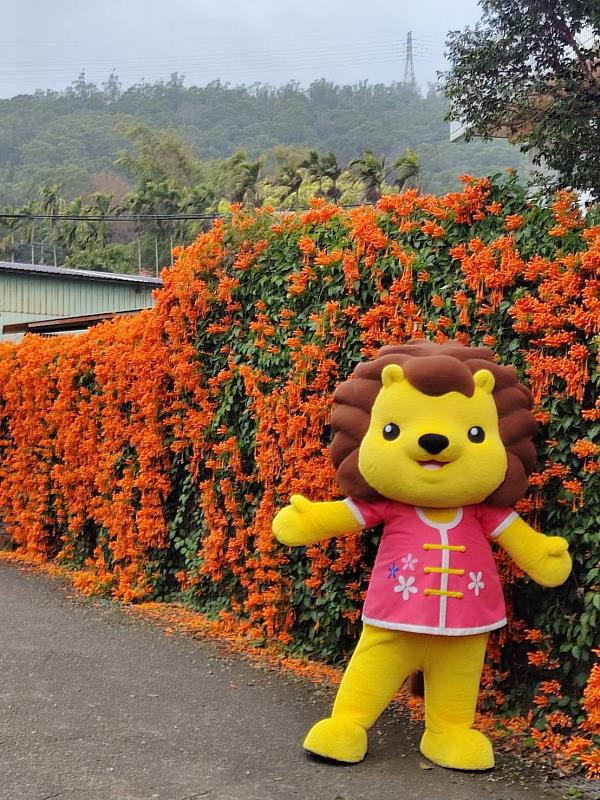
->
319, 152, 342, 202
228, 156, 262, 206
85, 192, 115, 247
181, 184, 214, 215
37, 184, 63, 265
178, 183, 215, 243
1, 205, 22, 261
57, 197, 90, 254
274, 164, 303, 206
348, 150, 386, 204
13, 199, 38, 263
126, 179, 181, 233
392, 149, 420, 192
299, 149, 324, 193
124, 179, 186, 272
300, 150, 342, 202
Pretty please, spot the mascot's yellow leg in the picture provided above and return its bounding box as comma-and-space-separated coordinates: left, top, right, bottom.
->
304, 626, 492, 769
420, 633, 493, 770
303, 624, 423, 763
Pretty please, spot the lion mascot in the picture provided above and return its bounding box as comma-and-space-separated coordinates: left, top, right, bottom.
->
272, 340, 571, 770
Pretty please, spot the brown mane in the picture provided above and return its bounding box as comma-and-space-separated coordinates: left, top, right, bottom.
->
330, 340, 538, 507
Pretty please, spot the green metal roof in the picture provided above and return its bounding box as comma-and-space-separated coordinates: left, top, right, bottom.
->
0, 261, 163, 286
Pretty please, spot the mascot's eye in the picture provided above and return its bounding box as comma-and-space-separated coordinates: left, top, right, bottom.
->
468, 426, 485, 443
383, 423, 400, 441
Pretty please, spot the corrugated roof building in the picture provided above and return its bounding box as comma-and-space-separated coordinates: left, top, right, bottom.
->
0, 262, 163, 340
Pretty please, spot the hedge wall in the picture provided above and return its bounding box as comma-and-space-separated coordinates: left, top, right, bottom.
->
0, 174, 598, 773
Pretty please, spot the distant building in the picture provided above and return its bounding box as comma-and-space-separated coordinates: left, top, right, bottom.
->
0, 262, 163, 340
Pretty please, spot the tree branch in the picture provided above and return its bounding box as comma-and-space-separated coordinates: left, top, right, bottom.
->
547, 2, 597, 84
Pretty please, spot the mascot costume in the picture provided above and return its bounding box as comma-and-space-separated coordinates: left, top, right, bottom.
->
273, 340, 571, 770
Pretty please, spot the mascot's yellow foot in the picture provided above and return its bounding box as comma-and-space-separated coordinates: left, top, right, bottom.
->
420, 728, 494, 770
303, 717, 368, 763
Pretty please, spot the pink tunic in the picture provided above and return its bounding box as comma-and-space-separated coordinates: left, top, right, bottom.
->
345, 498, 518, 636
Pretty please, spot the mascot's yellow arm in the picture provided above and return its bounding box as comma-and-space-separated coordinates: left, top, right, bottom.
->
496, 517, 571, 587
273, 499, 572, 589
272, 495, 361, 546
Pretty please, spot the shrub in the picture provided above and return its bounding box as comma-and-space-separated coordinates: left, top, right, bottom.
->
0, 173, 598, 772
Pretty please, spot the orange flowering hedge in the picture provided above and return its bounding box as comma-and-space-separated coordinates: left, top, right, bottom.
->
0, 174, 598, 773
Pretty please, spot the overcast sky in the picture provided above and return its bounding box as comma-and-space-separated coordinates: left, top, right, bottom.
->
1, 0, 483, 99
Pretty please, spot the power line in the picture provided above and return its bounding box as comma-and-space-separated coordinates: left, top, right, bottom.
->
0, 42, 409, 79
0, 212, 219, 222
0, 35, 410, 46
0, 39, 408, 70
0, 33, 448, 97
0, 51, 445, 91
0, 55, 402, 81
0, 36, 444, 88
0, 52, 408, 84
0, 204, 369, 224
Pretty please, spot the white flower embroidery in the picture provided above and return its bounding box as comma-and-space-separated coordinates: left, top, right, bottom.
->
394, 575, 418, 600
468, 571, 485, 596
401, 553, 418, 571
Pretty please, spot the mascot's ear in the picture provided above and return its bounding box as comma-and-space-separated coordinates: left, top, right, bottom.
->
473, 369, 495, 394
381, 364, 405, 388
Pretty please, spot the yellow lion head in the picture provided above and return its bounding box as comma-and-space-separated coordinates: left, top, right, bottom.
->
330, 340, 538, 508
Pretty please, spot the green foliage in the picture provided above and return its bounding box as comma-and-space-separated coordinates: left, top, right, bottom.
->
223, 152, 263, 205
0, 76, 530, 209
115, 122, 206, 187
0, 174, 597, 741
0, 73, 541, 274
393, 148, 420, 191
348, 149, 387, 202
64, 242, 136, 273
443, 0, 600, 196
154, 174, 597, 717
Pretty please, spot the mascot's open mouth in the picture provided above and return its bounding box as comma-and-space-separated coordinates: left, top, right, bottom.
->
418, 460, 448, 471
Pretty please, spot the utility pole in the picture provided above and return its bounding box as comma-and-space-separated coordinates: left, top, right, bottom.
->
403, 31, 416, 88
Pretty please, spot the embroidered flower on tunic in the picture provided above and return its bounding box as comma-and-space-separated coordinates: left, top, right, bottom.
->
387, 562, 400, 579
468, 571, 485, 596
401, 553, 418, 571
394, 575, 418, 600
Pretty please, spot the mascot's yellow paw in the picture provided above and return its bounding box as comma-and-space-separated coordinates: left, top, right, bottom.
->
303, 717, 368, 763
420, 728, 494, 770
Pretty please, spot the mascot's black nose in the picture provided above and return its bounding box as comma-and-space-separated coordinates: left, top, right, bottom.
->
418, 433, 449, 455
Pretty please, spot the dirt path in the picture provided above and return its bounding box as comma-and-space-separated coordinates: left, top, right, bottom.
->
0, 561, 573, 800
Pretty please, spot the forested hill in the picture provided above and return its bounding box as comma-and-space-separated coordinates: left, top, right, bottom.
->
0, 74, 527, 206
